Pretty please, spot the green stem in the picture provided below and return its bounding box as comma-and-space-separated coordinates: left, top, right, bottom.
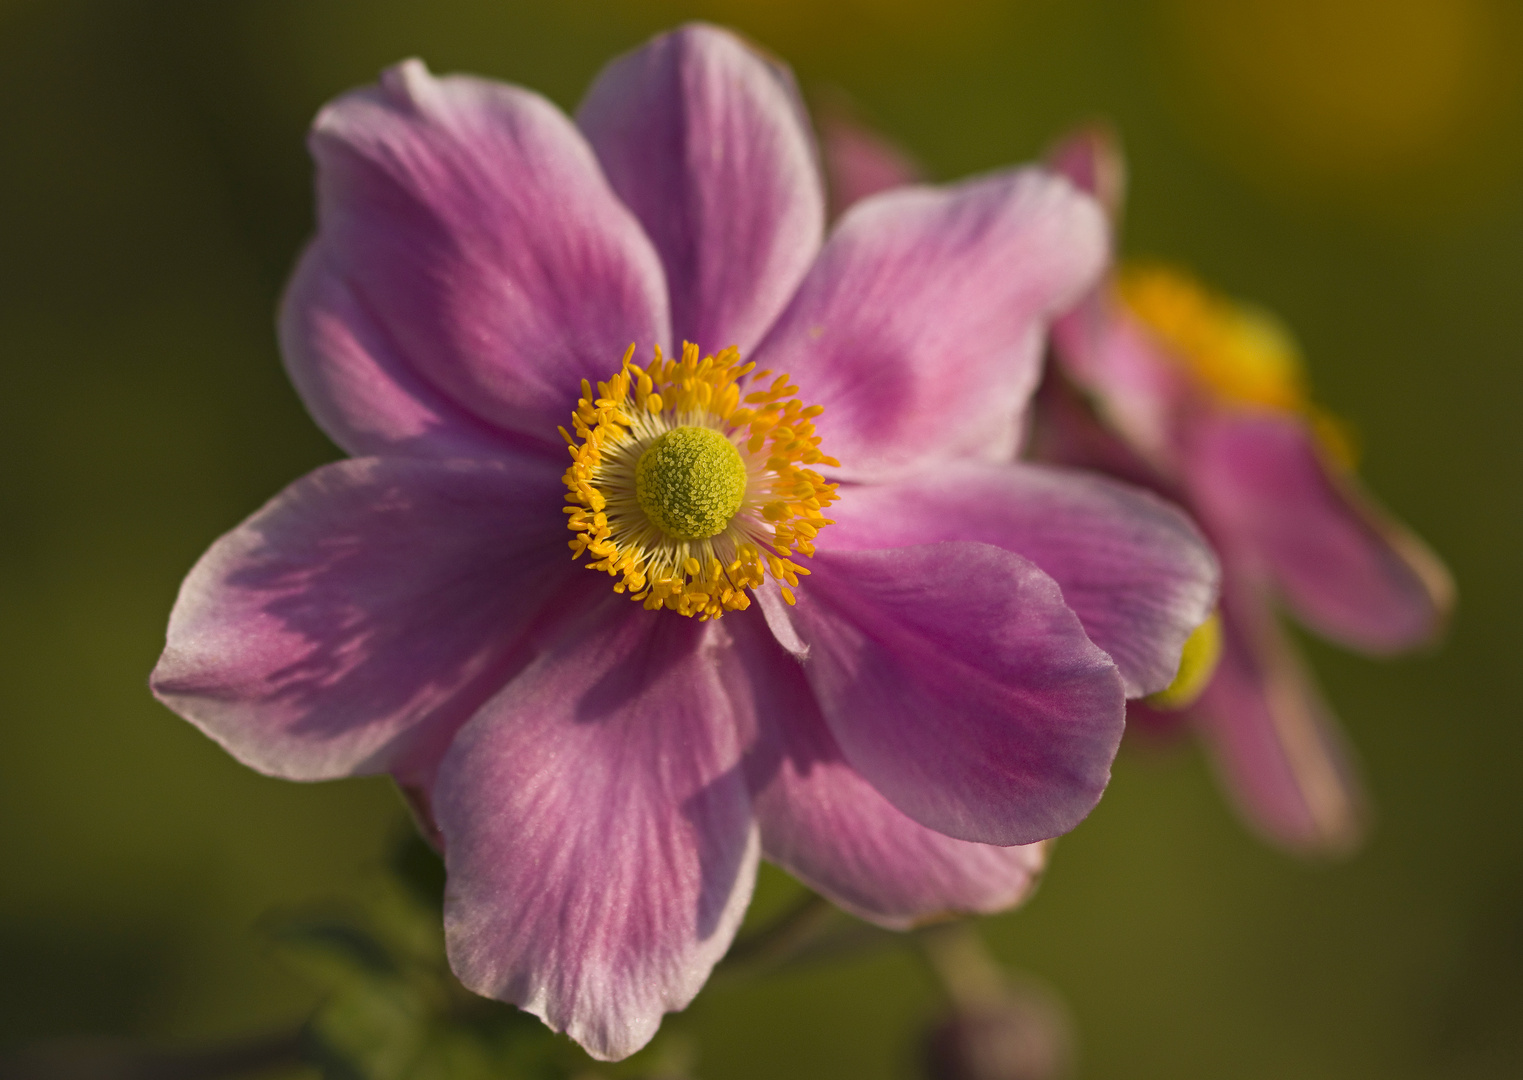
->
914, 919, 1008, 1008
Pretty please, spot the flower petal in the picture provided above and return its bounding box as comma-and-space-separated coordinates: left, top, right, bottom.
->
1027, 362, 1176, 496
752, 168, 1108, 480
437, 602, 757, 1061
577, 23, 824, 356
1188, 410, 1452, 653
150, 456, 581, 780
726, 611, 1046, 928
1044, 123, 1127, 223
280, 244, 545, 462
822, 462, 1219, 697
1189, 592, 1367, 855
300, 59, 670, 448
1051, 294, 1194, 472
788, 544, 1125, 845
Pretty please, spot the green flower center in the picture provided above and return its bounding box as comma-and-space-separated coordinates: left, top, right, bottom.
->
634, 425, 748, 541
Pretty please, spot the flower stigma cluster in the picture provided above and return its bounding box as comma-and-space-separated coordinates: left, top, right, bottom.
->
562, 342, 840, 619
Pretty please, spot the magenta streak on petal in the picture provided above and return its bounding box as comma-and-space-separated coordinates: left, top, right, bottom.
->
438, 601, 756, 1062
578, 23, 824, 357
751, 168, 1108, 481
725, 609, 1046, 928
306, 59, 670, 446
821, 462, 1219, 698
788, 544, 1125, 846
1188, 410, 1452, 654
150, 456, 586, 781
1189, 589, 1367, 855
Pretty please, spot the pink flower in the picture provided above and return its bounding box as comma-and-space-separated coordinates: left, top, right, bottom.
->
1038, 128, 1454, 855
151, 27, 1217, 1060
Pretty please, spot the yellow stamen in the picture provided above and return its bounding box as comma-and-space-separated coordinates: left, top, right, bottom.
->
1117, 263, 1358, 468
562, 342, 839, 619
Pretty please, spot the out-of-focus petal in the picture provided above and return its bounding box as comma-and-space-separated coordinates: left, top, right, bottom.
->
822, 462, 1219, 698
1026, 364, 1176, 496
151, 456, 582, 780
437, 603, 756, 1061
818, 102, 923, 219
577, 24, 823, 356
753, 168, 1108, 481
1188, 410, 1453, 653
1044, 123, 1127, 223
1189, 592, 1367, 855
1051, 294, 1193, 471
726, 611, 1046, 928
787, 544, 1125, 846
301, 59, 669, 449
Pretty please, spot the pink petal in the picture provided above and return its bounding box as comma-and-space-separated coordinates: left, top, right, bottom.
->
1026, 362, 1175, 497
752, 168, 1107, 480
280, 244, 546, 462
577, 24, 824, 355
1188, 410, 1452, 653
1051, 293, 1193, 472
726, 612, 1046, 928
1044, 123, 1127, 223
298, 59, 670, 450
822, 462, 1219, 698
1190, 592, 1367, 855
788, 544, 1125, 845
437, 602, 756, 1061
818, 104, 923, 218
150, 456, 582, 780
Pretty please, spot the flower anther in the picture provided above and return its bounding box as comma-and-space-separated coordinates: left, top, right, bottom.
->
1144, 610, 1222, 711
562, 342, 840, 619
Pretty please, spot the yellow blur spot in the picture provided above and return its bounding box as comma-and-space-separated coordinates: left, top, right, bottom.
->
1146, 612, 1223, 711
1162, 0, 1519, 198
1118, 264, 1306, 412
1119, 264, 1360, 469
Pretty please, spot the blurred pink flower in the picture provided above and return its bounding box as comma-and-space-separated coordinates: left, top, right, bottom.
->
819, 115, 1452, 856
1039, 128, 1454, 855
151, 27, 1217, 1059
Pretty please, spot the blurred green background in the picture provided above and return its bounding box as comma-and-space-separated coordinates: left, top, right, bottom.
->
2, 0, 1521, 1076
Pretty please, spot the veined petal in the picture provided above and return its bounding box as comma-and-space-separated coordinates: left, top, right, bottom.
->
752, 168, 1108, 480
788, 544, 1125, 846
1188, 410, 1452, 653
578, 23, 824, 356
437, 602, 757, 1062
1190, 592, 1367, 855
301, 59, 670, 448
726, 611, 1046, 928
280, 244, 544, 462
822, 462, 1220, 698
150, 457, 580, 780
